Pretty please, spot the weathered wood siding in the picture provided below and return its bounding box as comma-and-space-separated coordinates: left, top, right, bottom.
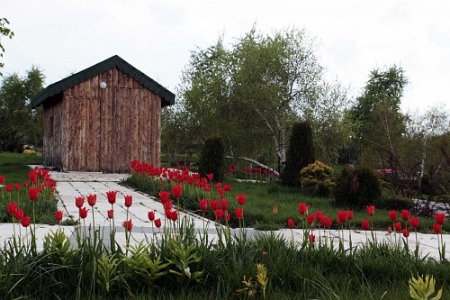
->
52, 67, 161, 172
42, 94, 64, 169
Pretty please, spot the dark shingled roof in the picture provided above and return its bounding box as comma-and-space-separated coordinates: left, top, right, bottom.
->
30, 55, 175, 108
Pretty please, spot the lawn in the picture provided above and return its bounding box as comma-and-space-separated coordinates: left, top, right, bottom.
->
0, 152, 43, 183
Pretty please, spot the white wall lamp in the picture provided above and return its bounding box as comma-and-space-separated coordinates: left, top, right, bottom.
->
100, 82, 107, 89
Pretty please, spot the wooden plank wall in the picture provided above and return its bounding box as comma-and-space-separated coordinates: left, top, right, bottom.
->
42, 95, 63, 169
99, 68, 161, 172
56, 68, 161, 172
61, 76, 101, 171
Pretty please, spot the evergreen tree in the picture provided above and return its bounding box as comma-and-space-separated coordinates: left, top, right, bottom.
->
281, 121, 315, 187
198, 136, 226, 182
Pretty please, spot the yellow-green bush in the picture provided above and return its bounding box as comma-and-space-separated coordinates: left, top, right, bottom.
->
300, 161, 335, 197
23, 149, 37, 155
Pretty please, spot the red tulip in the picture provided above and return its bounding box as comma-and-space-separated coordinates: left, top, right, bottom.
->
434, 213, 446, 225
308, 234, 316, 243
433, 223, 442, 234
23, 181, 29, 187
148, 210, 155, 221
0, 175, 5, 183
236, 194, 247, 206
172, 210, 178, 221
410, 217, 420, 229
55, 210, 63, 222
320, 216, 333, 228
298, 203, 308, 215
402, 228, 410, 238
122, 219, 133, 231
214, 182, 222, 190
107, 209, 114, 219
75, 196, 85, 208
203, 185, 211, 192
388, 210, 397, 222
154, 218, 162, 228
401, 209, 410, 221
287, 218, 295, 228
163, 200, 173, 210
7, 202, 19, 215
28, 187, 40, 201
158, 191, 170, 204
366, 205, 375, 217
171, 185, 183, 199
79, 207, 89, 219
307, 214, 315, 225
199, 199, 208, 211
106, 190, 118, 204
14, 209, 24, 221
361, 219, 370, 230
234, 208, 244, 220
220, 199, 228, 211
207, 173, 214, 181
394, 222, 402, 232
337, 211, 347, 224
15, 184, 21, 191
210, 199, 219, 211
87, 194, 97, 206
315, 210, 323, 222
215, 209, 223, 220
223, 184, 231, 192
124, 195, 133, 207
346, 210, 354, 221
4, 184, 13, 192
20, 216, 31, 228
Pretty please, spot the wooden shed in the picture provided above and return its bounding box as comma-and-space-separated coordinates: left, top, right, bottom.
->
30, 55, 175, 173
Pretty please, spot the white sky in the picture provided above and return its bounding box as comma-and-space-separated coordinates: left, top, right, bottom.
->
2, 0, 450, 113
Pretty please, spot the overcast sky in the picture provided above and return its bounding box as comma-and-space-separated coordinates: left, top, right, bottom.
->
2, 0, 450, 113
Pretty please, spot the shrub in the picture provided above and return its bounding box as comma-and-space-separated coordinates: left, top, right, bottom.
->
375, 194, 414, 211
300, 161, 335, 197
334, 166, 381, 208
281, 121, 315, 187
198, 135, 226, 182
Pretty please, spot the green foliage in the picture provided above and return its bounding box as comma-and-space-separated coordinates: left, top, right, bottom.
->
166, 237, 204, 282
0, 17, 14, 74
281, 121, 315, 187
0, 66, 45, 150
198, 135, 226, 182
176, 26, 341, 168
334, 166, 381, 208
300, 160, 335, 197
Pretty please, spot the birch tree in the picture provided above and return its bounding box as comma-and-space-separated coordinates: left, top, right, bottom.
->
406, 105, 450, 187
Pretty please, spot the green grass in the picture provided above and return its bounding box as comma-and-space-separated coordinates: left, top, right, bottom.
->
0, 152, 43, 183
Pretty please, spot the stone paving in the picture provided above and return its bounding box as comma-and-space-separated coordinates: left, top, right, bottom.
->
1, 169, 450, 261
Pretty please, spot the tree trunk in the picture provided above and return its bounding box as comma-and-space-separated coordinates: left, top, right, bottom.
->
225, 156, 280, 177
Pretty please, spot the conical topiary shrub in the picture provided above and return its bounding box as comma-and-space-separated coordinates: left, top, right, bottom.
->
281, 121, 315, 187
198, 135, 226, 182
